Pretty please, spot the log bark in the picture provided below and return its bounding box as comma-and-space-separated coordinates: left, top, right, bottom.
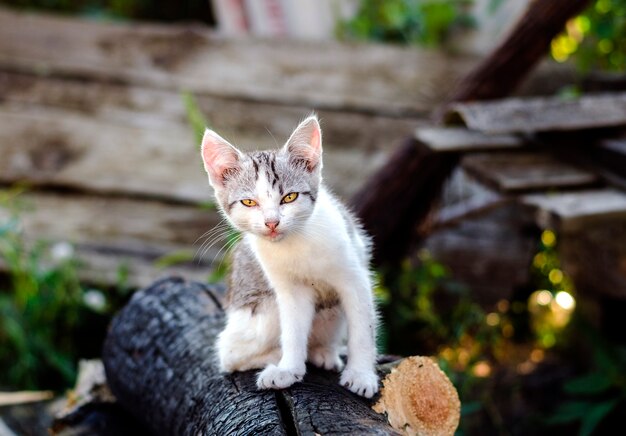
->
353, 0, 591, 266
102, 278, 399, 435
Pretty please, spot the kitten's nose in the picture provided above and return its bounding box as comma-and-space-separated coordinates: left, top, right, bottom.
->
265, 220, 280, 231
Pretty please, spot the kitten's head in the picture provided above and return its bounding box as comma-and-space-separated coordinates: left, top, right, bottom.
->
200, 115, 322, 242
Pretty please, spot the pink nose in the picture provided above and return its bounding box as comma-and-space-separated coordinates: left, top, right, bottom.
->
265, 220, 280, 231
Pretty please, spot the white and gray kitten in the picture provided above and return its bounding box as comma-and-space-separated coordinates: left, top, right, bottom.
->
200, 115, 379, 398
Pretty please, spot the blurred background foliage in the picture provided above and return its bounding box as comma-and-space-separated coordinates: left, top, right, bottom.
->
0, 189, 130, 391
336, 0, 474, 47
551, 0, 626, 72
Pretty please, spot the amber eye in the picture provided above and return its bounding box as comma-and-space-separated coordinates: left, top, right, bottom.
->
241, 199, 258, 207
281, 192, 298, 204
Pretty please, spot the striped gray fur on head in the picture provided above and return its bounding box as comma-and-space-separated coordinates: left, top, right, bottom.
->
200, 115, 322, 241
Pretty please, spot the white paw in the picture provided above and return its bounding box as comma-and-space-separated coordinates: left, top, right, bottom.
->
340, 367, 379, 398
308, 347, 344, 372
256, 364, 304, 390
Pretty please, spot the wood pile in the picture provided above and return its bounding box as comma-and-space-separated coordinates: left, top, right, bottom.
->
422, 92, 626, 303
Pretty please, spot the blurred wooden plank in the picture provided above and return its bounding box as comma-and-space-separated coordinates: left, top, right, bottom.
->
523, 189, 626, 232
65, 249, 213, 290
0, 104, 391, 203
0, 70, 419, 151
415, 126, 523, 153
0, 191, 228, 288
0, 91, 402, 202
1, 192, 221, 255
435, 190, 509, 228
0, 392, 54, 406
589, 138, 626, 190
447, 92, 626, 134
0, 7, 478, 116
462, 152, 599, 193
0, 104, 207, 203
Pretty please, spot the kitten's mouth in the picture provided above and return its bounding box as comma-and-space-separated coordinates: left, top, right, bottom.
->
265, 230, 284, 241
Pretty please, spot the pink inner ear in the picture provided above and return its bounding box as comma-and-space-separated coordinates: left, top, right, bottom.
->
310, 126, 321, 153
201, 130, 240, 185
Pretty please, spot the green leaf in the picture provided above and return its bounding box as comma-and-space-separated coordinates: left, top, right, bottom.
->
461, 401, 482, 416
182, 91, 209, 147
580, 399, 619, 436
547, 401, 592, 424
564, 372, 613, 395
198, 201, 217, 211
207, 261, 229, 284
154, 250, 195, 269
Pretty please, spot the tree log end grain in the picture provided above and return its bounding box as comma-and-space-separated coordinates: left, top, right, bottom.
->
373, 356, 460, 436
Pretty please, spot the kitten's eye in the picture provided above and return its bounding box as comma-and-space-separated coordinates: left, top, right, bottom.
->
241, 199, 258, 207
281, 192, 298, 204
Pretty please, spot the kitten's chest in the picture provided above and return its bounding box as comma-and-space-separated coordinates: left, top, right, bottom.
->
252, 232, 343, 280
251, 234, 343, 309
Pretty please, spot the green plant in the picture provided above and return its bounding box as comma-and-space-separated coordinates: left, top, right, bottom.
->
547, 325, 626, 435
0, 189, 111, 390
375, 250, 513, 431
527, 230, 578, 349
337, 0, 474, 47
180, 90, 240, 284
551, 0, 626, 72
182, 90, 210, 147
376, 251, 498, 355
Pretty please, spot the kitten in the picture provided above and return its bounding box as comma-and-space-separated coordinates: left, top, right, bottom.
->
200, 115, 379, 398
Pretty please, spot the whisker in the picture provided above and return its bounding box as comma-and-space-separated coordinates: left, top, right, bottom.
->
210, 234, 241, 270
195, 227, 232, 263
215, 241, 240, 273
195, 230, 230, 264
193, 220, 230, 245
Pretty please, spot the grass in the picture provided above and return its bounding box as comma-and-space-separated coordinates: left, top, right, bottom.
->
0, 188, 128, 390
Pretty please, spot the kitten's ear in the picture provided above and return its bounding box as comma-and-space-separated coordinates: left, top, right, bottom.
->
201, 129, 242, 187
284, 115, 322, 172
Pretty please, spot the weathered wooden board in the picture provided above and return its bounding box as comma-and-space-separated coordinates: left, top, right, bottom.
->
0, 191, 224, 287
523, 189, 626, 232
0, 7, 479, 116
447, 92, 626, 134
0, 70, 420, 152
415, 126, 524, 153
434, 189, 509, 228
0, 105, 400, 202
589, 138, 626, 190
462, 151, 599, 193
0, 68, 420, 204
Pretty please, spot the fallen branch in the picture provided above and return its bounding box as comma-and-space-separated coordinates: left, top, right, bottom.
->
101, 277, 460, 435
0, 391, 53, 406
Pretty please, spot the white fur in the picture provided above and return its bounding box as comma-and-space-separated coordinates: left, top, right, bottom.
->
217, 188, 379, 398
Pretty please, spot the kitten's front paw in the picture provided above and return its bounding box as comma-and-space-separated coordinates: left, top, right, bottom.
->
340, 367, 379, 398
309, 346, 344, 372
256, 364, 304, 390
